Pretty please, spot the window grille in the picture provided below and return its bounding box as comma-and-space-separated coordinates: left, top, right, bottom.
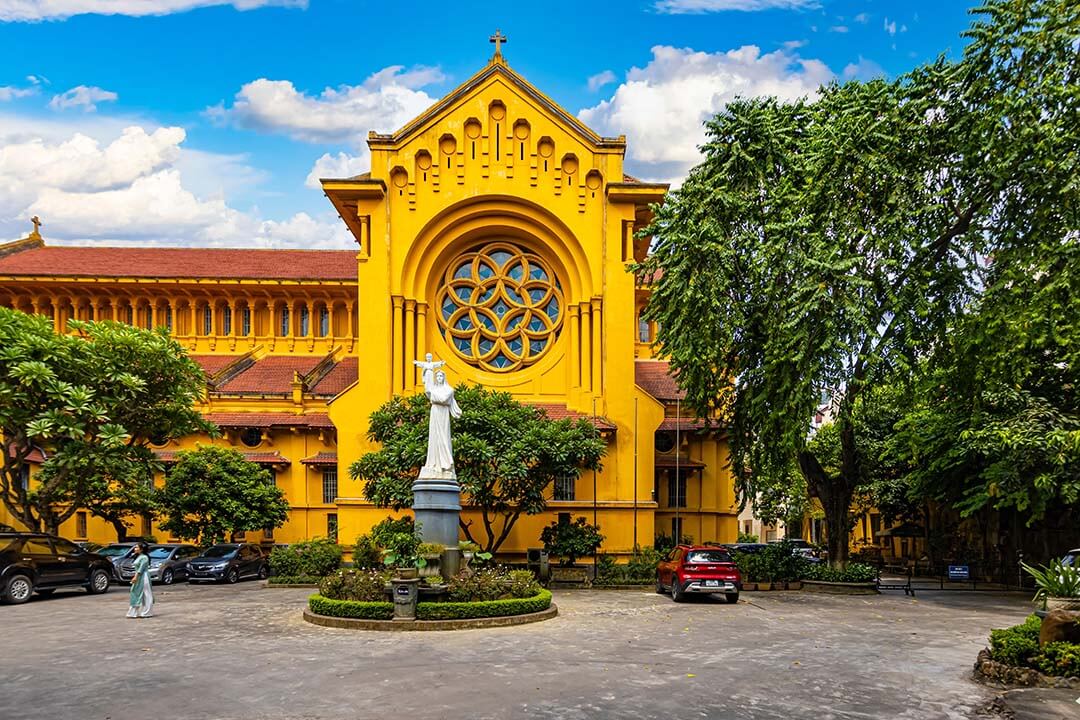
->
76, 512, 87, 538
327, 513, 338, 541
279, 307, 290, 336
203, 306, 213, 335
319, 307, 330, 337
553, 475, 575, 501
299, 306, 309, 337
241, 307, 252, 336
322, 468, 338, 504
667, 471, 687, 508
223, 306, 232, 335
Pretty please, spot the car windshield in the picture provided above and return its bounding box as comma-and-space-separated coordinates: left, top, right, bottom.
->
687, 550, 733, 564
148, 547, 174, 559
98, 545, 134, 557
0, 538, 17, 553
202, 545, 238, 558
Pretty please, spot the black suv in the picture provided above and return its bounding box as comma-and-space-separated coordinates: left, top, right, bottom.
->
186, 543, 269, 584
0, 533, 113, 604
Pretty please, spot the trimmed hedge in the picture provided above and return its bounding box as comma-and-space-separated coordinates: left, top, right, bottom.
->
307, 589, 553, 623
269, 575, 322, 585
308, 594, 393, 620
417, 589, 552, 620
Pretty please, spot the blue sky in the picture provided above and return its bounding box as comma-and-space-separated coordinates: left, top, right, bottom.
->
0, 0, 980, 248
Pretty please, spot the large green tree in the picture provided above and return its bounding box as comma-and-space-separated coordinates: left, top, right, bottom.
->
0, 308, 212, 534
639, 0, 1079, 566
350, 385, 606, 554
159, 445, 290, 545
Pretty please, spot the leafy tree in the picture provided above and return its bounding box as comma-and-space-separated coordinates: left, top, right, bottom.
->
0, 309, 212, 534
350, 385, 606, 554
540, 516, 604, 566
638, 0, 1079, 566
159, 445, 289, 545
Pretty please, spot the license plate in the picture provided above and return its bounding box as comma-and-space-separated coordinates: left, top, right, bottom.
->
704, 580, 720, 587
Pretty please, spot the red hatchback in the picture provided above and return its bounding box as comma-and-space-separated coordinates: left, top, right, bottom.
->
657, 545, 741, 603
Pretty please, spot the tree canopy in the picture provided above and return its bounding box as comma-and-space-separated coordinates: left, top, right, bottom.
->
159, 445, 290, 545
639, 0, 1080, 565
0, 308, 212, 534
350, 385, 606, 554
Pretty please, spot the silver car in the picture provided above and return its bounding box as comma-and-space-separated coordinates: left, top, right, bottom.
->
95, 542, 138, 580
118, 544, 201, 585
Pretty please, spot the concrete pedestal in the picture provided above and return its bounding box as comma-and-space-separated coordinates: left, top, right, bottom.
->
391, 577, 420, 621
412, 467, 461, 548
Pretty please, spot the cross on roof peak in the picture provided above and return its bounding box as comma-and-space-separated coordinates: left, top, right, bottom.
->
489, 29, 508, 59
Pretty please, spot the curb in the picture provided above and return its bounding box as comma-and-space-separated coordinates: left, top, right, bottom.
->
800, 580, 879, 595
303, 604, 559, 631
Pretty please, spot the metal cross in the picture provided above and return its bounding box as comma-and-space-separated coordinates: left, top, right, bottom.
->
489, 29, 508, 56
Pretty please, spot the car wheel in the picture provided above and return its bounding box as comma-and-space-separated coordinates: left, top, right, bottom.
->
671, 577, 686, 603
226, 567, 240, 584
725, 592, 740, 604
257, 564, 269, 580
161, 568, 174, 585
87, 568, 110, 594
4, 574, 33, 604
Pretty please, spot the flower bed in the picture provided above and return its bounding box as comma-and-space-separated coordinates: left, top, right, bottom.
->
307, 589, 552, 622
982, 614, 1080, 681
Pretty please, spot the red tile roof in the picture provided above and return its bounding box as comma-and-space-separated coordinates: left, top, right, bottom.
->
311, 357, 357, 395
204, 413, 333, 429
301, 451, 338, 465
635, 360, 686, 401
154, 449, 290, 464
0, 246, 356, 281
6, 444, 47, 464
190, 355, 243, 378
217, 356, 324, 394
531, 404, 616, 431
657, 417, 714, 433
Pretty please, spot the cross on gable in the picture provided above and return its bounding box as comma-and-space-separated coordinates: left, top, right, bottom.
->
489, 29, 507, 57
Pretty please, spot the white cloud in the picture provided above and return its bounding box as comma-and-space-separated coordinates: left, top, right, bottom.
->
853, 12, 869, 23
305, 151, 368, 188
842, 57, 885, 81
655, 0, 818, 12
884, 17, 897, 36
207, 65, 443, 144
0, 85, 37, 101
782, 39, 807, 50
0, 120, 349, 248
829, 25, 848, 33
578, 44, 832, 183
49, 85, 118, 112
587, 70, 617, 92
0, 0, 306, 21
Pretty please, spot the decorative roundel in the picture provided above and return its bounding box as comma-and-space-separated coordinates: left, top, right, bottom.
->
436, 242, 564, 372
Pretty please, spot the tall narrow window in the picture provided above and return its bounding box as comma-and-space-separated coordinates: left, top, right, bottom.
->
322, 468, 338, 504
164, 306, 173, 332
125, 305, 134, 325
327, 513, 338, 542
203, 305, 213, 335
142, 306, 152, 329
76, 512, 87, 538
19, 465, 30, 490
223, 306, 232, 335
554, 475, 576, 501
141, 514, 152, 537
319, 306, 330, 337
638, 316, 650, 343
279, 306, 290, 336
667, 470, 687, 508
241, 306, 252, 336
299, 305, 310, 337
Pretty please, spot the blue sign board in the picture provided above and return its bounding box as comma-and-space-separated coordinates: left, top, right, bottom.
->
948, 565, 970, 581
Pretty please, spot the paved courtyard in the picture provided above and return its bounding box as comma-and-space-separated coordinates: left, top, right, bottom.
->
0, 581, 1037, 719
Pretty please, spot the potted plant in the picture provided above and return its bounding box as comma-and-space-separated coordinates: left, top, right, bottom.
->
382, 528, 423, 579
417, 543, 445, 578
458, 541, 492, 572
1022, 560, 1080, 614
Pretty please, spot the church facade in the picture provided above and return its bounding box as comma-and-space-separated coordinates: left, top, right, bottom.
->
0, 48, 738, 557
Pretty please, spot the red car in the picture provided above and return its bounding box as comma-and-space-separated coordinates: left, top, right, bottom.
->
657, 545, 741, 603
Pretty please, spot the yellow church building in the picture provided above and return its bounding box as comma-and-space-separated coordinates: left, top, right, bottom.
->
0, 45, 739, 557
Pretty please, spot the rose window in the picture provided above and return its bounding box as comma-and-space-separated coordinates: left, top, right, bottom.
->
435, 242, 564, 372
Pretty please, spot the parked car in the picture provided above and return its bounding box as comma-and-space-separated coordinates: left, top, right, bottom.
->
1062, 548, 1079, 568
0, 532, 112, 604
118, 544, 202, 585
186, 543, 269, 584
721, 542, 769, 555
95, 542, 138, 580
657, 545, 741, 604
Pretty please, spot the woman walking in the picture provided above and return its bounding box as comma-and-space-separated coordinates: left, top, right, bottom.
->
126, 542, 154, 618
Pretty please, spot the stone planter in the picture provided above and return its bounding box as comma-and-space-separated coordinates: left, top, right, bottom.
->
419, 555, 442, 578
551, 566, 589, 585
800, 580, 879, 595
1045, 596, 1080, 613
393, 567, 419, 580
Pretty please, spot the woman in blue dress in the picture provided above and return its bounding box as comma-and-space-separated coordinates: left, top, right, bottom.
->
126, 542, 154, 618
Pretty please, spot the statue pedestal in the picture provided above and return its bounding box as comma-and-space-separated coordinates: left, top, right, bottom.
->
412, 466, 460, 548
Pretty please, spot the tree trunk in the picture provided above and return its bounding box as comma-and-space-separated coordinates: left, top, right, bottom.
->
798, 449, 856, 569
111, 518, 129, 542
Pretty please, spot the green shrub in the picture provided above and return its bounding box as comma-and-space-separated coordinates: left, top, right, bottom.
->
540, 516, 604, 566
506, 569, 541, 598
308, 594, 393, 620
352, 534, 383, 569
594, 547, 664, 585
370, 516, 415, 548
267, 575, 322, 585
732, 541, 810, 583
654, 532, 692, 555
448, 567, 507, 602
594, 554, 619, 584
1033, 641, 1080, 678
802, 562, 878, 583
417, 589, 552, 620
318, 568, 392, 602
268, 537, 342, 578
737, 531, 759, 543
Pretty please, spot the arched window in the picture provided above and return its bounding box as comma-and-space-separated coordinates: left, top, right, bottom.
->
222, 306, 232, 335
279, 306, 290, 337
241, 306, 252, 336
299, 305, 310, 337
638, 315, 650, 343
319, 306, 330, 337
203, 305, 213, 335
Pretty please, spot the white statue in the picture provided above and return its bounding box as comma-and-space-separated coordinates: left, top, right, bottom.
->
413, 354, 461, 474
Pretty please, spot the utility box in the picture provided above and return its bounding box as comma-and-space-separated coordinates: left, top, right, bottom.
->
526, 548, 550, 583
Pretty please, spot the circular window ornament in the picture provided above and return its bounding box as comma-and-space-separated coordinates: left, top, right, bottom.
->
241, 428, 262, 448
436, 242, 565, 373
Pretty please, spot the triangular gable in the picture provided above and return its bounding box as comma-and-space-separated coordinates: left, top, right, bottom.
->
367, 57, 625, 153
